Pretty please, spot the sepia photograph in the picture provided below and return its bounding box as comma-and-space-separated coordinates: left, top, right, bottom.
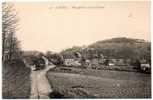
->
2, 1, 151, 99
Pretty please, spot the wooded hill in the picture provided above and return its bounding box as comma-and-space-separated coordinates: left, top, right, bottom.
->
61, 37, 151, 63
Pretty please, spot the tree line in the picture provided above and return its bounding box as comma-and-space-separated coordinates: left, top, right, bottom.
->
2, 3, 21, 63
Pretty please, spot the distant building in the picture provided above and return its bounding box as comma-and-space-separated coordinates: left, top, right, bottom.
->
108, 63, 115, 66
141, 63, 150, 68
64, 59, 81, 67
104, 58, 128, 66
140, 63, 151, 73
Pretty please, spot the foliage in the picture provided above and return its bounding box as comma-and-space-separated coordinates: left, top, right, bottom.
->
3, 59, 31, 98
89, 38, 150, 59
46, 52, 64, 65
61, 46, 82, 59
2, 3, 21, 62
60, 37, 151, 64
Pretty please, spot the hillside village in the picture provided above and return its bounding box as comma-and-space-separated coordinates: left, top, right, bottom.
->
23, 37, 151, 73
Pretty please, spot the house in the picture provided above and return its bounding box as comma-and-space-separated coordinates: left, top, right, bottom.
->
64, 59, 81, 67
64, 59, 74, 66
108, 63, 115, 66
107, 58, 127, 66
140, 63, 151, 73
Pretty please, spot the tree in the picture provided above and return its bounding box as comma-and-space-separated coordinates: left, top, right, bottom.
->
131, 59, 141, 69
46, 52, 64, 65
104, 59, 109, 66
2, 3, 20, 62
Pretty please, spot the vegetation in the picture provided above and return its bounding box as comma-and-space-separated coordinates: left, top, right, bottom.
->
2, 3, 22, 62
46, 52, 64, 65
47, 69, 151, 98
2, 3, 31, 99
60, 37, 151, 64
59, 37, 151, 73
89, 37, 150, 61
3, 60, 31, 99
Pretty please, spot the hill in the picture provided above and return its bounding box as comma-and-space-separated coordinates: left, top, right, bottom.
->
61, 37, 151, 63
88, 37, 150, 60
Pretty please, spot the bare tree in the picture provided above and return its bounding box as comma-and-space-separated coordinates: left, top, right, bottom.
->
2, 2, 20, 62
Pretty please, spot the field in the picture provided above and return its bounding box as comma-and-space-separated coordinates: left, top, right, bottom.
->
2, 60, 31, 99
47, 67, 151, 98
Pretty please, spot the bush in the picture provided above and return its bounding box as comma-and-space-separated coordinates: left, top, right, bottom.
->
46, 53, 64, 65
3, 59, 31, 99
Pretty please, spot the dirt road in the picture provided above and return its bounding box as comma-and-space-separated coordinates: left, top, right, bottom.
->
30, 65, 55, 99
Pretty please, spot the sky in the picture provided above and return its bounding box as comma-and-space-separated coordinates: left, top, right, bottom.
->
13, 1, 151, 52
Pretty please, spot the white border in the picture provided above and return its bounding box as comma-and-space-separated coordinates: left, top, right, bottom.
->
0, 0, 152, 100
1, 0, 151, 2
0, 0, 2, 99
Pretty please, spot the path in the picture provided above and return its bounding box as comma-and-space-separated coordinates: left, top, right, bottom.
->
30, 64, 56, 99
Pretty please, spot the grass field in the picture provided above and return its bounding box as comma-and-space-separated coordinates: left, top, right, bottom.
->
2, 60, 31, 99
47, 67, 151, 98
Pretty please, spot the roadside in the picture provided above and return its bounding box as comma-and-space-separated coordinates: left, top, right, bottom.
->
2, 60, 31, 99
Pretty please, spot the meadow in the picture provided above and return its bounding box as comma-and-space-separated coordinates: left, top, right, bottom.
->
47, 67, 151, 98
